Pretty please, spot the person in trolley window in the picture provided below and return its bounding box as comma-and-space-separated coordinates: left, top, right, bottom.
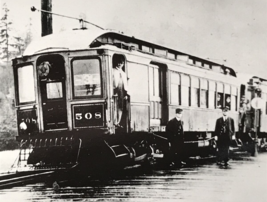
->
214, 106, 235, 166
166, 108, 186, 167
113, 54, 128, 128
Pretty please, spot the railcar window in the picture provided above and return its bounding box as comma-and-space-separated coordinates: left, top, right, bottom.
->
225, 95, 231, 109
230, 95, 237, 111
225, 84, 231, 109
141, 45, 151, 53
167, 52, 175, 59
170, 72, 180, 105
128, 62, 148, 102
261, 85, 267, 114
72, 58, 101, 97
262, 92, 267, 114
231, 86, 238, 111
181, 74, 190, 106
200, 79, 208, 108
17, 65, 35, 103
46, 82, 63, 99
216, 83, 223, 109
154, 69, 160, 97
208, 81, 216, 109
149, 67, 154, 118
149, 66, 162, 119
191, 77, 199, 107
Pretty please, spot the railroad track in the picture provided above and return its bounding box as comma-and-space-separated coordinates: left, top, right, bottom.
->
0, 170, 54, 189
0, 146, 253, 190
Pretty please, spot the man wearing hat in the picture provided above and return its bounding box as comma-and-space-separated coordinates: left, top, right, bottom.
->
214, 106, 235, 166
166, 108, 185, 167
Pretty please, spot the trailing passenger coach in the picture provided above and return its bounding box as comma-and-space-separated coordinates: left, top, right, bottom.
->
11, 28, 267, 172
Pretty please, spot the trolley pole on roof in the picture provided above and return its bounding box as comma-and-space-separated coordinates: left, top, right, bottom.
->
41, 0, 53, 36
31, 1, 104, 32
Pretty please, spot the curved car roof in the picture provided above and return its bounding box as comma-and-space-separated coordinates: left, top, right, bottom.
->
23, 28, 237, 77
23, 28, 117, 56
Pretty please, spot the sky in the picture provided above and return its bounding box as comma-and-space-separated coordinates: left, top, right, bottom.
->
1, 0, 267, 78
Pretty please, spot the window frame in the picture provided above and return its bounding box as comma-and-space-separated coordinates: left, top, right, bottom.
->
200, 78, 208, 108
224, 84, 231, 110
46, 81, 64, 100
191, 76, 200, 107
127, 61, 149, 103
259, 85, 267, 114
208, 80, 216, 109
169, 71, 180, 105
149, 65, 161, 98
264, 92, 267, 115
15, 63, 36, 105
71, 56, 103, 99
231, 86, 238, 111
216, 82, 224, 109
180, 74, 190, 106
262, 92, 267, 114
149, 64, 163, 120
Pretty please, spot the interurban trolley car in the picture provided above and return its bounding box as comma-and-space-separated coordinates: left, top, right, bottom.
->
12, 28, 267, 172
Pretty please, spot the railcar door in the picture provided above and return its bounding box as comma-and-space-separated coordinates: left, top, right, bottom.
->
149, 64, 163, 127
112, 54, 130, 131
37, 55, 68, 130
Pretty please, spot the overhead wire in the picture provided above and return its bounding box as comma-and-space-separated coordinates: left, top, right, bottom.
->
30, 6, 104, 30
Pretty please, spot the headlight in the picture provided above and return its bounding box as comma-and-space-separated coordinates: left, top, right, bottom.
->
19, 121, 27, 130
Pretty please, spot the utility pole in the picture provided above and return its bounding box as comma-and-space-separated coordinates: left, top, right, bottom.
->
41, 0, 52, 36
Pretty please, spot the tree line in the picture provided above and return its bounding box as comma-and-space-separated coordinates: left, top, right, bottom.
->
0, 3, 32, 150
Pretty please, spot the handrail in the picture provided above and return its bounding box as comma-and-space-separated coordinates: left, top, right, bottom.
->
104, 140, 117, 157
75, 138, 82, 164
152, 133, 168, 141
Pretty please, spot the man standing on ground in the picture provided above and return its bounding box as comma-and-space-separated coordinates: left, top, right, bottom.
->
166, 108, 185, 167
215, 106, 235, 166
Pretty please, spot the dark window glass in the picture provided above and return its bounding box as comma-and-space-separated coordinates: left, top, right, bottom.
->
217, 93, 223, 109
225, 94, 231, 109
216, 83, 223, 109
181, 74, 190, 106
191, 88, 199, 107
191, 77, 199, 107
208, 81, 216, 109
200, 79, 208, 108
200, 90, 208, 108
170, 72, 180, 105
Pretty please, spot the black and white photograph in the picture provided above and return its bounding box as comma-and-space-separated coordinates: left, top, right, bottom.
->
0, 0, 267, 201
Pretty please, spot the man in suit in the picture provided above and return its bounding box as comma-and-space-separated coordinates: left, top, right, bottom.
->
215, 106, 235, 166
166, 108, 185, 167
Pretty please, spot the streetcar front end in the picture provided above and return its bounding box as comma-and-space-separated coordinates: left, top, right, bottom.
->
11, 30, 115, 171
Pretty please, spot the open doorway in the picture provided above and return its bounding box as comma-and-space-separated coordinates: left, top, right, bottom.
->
37, 55, 67, 130
112, 54, 130, 132
149, 62, 168, 128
